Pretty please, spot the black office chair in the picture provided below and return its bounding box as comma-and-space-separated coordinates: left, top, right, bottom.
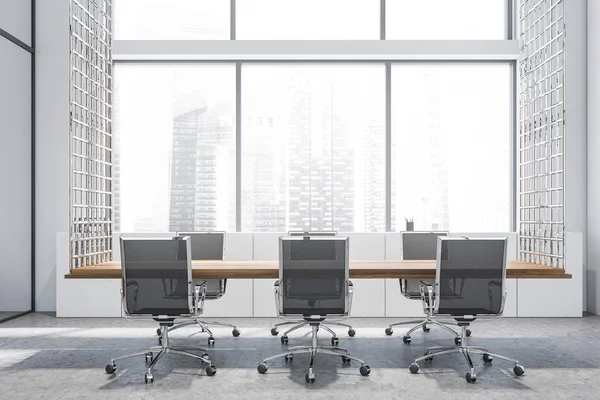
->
105, 237, 217, 383
270, 231, 355, 344
257, 236, 371, 383
385, 232, 470, 343
155, 232, 240, 346
408, 237, 525, 383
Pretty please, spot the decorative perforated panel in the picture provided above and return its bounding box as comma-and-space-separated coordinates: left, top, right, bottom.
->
518, 0, 565, 267
70, 0, 113, 268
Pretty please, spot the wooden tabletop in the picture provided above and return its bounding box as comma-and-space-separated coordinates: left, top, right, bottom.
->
65, 260, 572, 280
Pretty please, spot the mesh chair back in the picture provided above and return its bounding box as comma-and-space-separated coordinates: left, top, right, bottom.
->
401, 232, 448, 297
177, 232, 225, 260
435, 237, 507, 316
288, 231, 337, 237
177, 232, 225, 296
279, 237, 348, 315
120, 237, 192, 317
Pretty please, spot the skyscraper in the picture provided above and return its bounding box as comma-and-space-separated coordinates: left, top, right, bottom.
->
286, 73, 355, 232
241, 114, 287, 232
168, 102, 234, 232
362, 116, 385, 232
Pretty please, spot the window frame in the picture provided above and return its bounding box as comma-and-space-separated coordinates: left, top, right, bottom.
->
111, 0, 518, 233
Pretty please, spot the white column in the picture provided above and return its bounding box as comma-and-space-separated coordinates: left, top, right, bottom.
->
35, 0, 71, 311
587, 1, 600, 314
563, 0, 588, 311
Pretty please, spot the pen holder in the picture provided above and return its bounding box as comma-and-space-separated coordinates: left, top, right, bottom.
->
406, 221, 414, 231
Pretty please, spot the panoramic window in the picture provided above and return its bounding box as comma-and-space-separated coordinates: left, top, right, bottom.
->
391, 63, 511, 232
115, 0, 230, 40
386, 0, 507, 40
236, 0, 380, 39
241, 64, 386, 232
113, 64, 236, 233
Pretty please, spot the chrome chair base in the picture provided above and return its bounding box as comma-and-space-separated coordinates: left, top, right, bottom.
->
258, 323, 370, 383
385, 314, 470, 344
158, 318, 240, 346
271, 320, 356, 344
408, 325, 525, 383
106, 325, 217, 383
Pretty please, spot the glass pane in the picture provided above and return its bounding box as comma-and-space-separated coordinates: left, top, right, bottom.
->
386, 0, 506, 40
391, 63, 511, 232
113, 64, 236, 233
242, 64, 385, 232
115, 0, 229, 40
237, 0, 380, 39
0, 38, 32, 317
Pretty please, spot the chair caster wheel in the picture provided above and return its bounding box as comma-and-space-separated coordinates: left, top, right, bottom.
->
257, 363, 268, 374
144, 372, 154, 384
208, 336, 215, 346
232, 328, 241, 337
144, 352, 153, 366
206, 365, 217, 376
285, 354, 293, 362
105, 362, 116, 374
424, 352, 433, 363
341, 356, 351, 364
465, 372, 476, 383
422, 325, 431, 333
156, 328, 162, 336
359, 365, 371, 376
281, 335, 289, 344
403, 335, 411, 344
270, 328, 278, 336
348, 328, 356, 337
305, 372, 315, 383
514, 365, 525, 376
483, 354, 493, 364
331, 337, 339, 346
409, 363, 419, 374
454, 337, 462, 346
158, 336, 163, 346
385, 327, 393, 336
466, 329, 472, 337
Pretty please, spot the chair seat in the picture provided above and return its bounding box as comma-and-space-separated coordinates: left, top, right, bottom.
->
402, 278, 433, 299
194, 279, 224, 298
136, 308, 191, 316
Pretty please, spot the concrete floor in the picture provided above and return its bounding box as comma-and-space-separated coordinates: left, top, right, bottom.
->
0, 312, 25, 321
0, 313, 598, 400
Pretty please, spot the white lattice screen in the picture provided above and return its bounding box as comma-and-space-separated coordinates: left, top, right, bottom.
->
518, 0, 565, 267
70, 0, 113, 268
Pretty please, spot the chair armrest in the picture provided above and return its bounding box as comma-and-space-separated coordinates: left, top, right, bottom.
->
193, 283, 207, 317
347, 280, 354, 316
487, 280, 506, 314
221, 279, 228, 295
121, 280, 139, 317
399, 279, 407, 295
274, 279, 282, 315
418, 281, 435, 316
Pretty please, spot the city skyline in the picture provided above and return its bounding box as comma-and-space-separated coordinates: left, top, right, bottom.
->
113, 64, 509, 234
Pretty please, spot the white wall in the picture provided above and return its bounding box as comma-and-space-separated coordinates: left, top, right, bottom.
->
0, 36, 32, 312
519, 232, 583, 317
0, 0, 32, 45
35, 0, 71, 311
564, 0, 588, 311
588, 0, 600, 314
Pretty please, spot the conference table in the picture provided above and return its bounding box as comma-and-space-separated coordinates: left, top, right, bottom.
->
65, 260, 572, 280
